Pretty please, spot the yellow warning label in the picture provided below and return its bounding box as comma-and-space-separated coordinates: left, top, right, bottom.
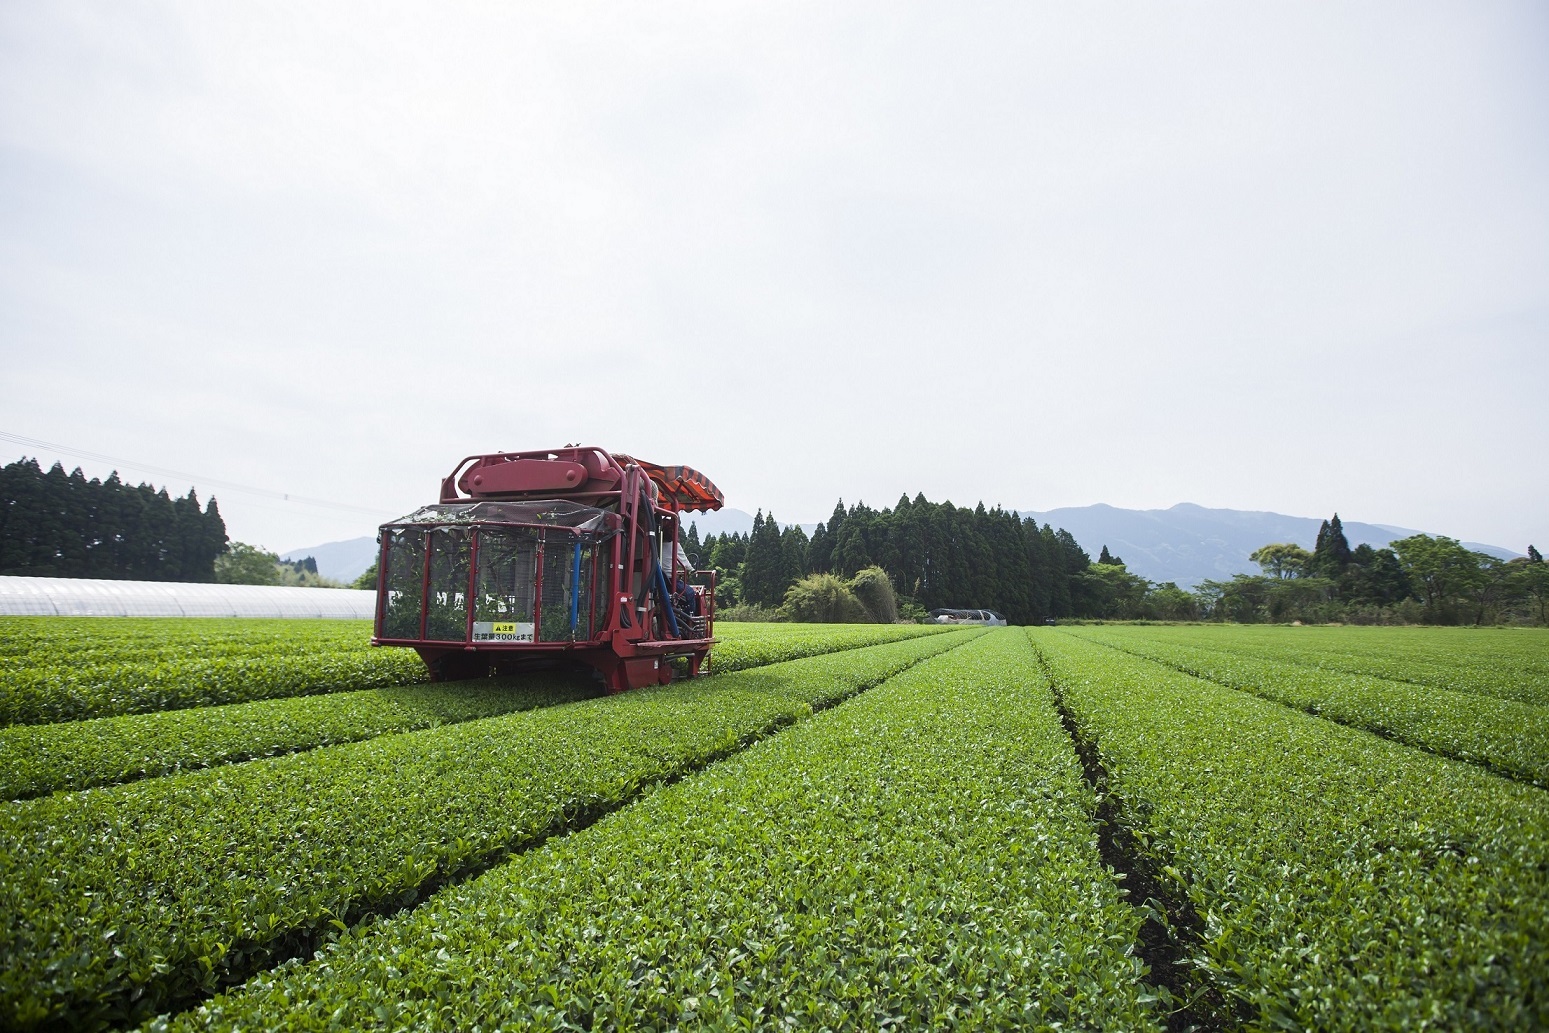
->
492, 622, 517, 635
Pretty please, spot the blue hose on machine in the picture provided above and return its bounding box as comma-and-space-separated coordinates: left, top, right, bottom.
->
653, 561, 680, 638
568, 540, 582, 635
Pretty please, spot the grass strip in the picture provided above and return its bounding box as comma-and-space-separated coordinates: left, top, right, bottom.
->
0, 628, 978, 1031
155, 628, 1161, 1032
1032, 629, 1549, 1031
1067, 627, 1549, 787
0, 675, 602, 800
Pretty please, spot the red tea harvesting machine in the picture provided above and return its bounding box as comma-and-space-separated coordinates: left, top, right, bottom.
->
370, 446, 723, 690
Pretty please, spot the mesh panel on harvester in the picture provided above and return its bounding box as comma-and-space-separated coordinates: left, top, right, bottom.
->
424, 527, 471, 642
381, 528, 427, 639
539, 538, 575, 641
474, 529, 537, 625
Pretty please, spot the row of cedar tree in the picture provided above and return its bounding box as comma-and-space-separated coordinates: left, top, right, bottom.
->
0, 459, 228, 582
688, 496, 1095, 625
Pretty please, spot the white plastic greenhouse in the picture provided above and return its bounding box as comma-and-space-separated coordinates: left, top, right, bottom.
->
0, 576, 377, 619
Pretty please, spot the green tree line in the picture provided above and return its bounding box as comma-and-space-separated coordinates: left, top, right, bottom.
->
0, 458, 228, 582
689, 504, 1546, 627
1213, 514, 1548, 626
690, 494, 1094, 624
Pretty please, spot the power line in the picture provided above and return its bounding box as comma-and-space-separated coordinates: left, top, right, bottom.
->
0, 430, 393, 517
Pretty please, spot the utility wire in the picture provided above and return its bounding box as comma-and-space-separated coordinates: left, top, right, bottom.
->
0, 429, 393, 517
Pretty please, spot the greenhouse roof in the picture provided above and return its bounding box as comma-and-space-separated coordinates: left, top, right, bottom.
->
0, 576, 377, 619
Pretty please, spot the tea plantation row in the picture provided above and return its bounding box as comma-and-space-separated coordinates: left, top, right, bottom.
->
0, 618, 948, 726
157, 632, 1162, 1031
0, 630, 976, 1029
1066, 626, 1549, 786
2, 620, 1543, 1031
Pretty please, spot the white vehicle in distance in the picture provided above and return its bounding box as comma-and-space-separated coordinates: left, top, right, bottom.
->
926, 608, 1008, 626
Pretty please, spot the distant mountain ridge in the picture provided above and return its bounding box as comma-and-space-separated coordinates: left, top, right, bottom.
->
280, 538, 379, 584
1018, 503, 1520, 588
285, 503, 1522, 590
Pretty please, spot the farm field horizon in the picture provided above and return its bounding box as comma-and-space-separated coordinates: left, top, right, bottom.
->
1, 618, 1545, 1030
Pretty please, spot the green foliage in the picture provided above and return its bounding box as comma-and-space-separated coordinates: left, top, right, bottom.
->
0, 458, 227, 581
212, 541, 285, 585
1196, 573, 1340, 624
0, 674, 600, 800
1072, 562, 1151, 619
212, 545, 347, 589
705, 495, 1102, 624
1034, 629, 1549, 1030
1097, 623, 1549, 706
739, 510, 789, 607
157, 631, 1163, 1033
707, 622, 948, 669
1308, 513, 1353, 579
1248, 542, 1312, 579
776, 566, 903, 624
779, 573, 868, 623
1143, 581, 1200, 620
0, 618, 427, 726
1340, 543, 1413, 606
4, 618, 1547, 1031
350, 559, 378, 590
711, 600, 777, 622
1067, 626, 1549, 787
1513, 552, 1549, 625
0, 629, 975, 1030
847, 565, 899, 623
1390, 534, 1496, 623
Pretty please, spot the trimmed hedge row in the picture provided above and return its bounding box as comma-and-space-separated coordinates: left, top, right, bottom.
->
1, 648, 429, 727
1033, 629, 1549, 1031
157, 629, 1163, 1032
705, 622, 951, 672
0, 629, 978, 1031
0, 675, 601, 800
1113, 624, 1549, 706
0, 618, 380, 668
0, 619, 949, 727
1066, 627, 1549, 787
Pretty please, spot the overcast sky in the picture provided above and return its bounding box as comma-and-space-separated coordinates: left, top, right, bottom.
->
2, 2, 1545, 555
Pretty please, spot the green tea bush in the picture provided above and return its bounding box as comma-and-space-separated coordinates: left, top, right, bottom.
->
157, 630, 1162, 1032
1034, 629, 1549, 1030
0, 630, 977, 1030
0, 675, 600, 800
1066, 627, 1549, 786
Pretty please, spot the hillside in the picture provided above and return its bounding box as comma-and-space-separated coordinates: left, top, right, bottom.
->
1020, 503, 1519, 588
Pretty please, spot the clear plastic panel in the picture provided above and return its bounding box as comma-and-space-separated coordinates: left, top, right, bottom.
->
589, 544, 610, 640
380, 528, 427, 639
424, 528, 472, 642
539, 539, 576, 642
474, 529, 537, 627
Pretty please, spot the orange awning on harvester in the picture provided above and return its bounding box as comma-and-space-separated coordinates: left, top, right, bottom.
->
633, 460, 724, 512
